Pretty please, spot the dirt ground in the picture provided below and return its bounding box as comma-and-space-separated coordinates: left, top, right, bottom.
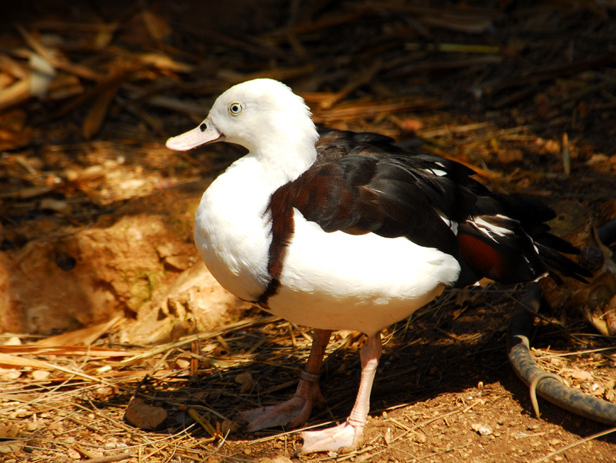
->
1, 1, 616, 462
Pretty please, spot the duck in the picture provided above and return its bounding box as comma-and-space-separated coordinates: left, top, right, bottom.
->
165, 78, 590, 454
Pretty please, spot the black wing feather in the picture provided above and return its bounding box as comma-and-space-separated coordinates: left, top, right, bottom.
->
267, 129, 590, 286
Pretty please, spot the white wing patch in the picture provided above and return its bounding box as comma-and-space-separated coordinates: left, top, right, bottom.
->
471, 214, 514, 242
439, 214, 459, 235
422, 167, 447, 177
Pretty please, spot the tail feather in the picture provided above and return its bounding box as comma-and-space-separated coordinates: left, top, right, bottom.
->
533, 232, 582, 256
457, 219, 548, 285
456, 203, 592, 286
535, 242, 592, 283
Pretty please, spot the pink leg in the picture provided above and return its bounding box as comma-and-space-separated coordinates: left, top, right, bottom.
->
240, 329, 332, 431
300, 332, 382, 454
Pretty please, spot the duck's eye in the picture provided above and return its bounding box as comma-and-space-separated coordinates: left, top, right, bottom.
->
228, 102, 243, 116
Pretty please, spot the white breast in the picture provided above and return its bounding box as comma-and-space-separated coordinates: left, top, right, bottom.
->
194, 156, 272, 301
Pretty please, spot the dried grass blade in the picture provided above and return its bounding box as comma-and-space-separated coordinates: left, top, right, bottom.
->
312, 97, 441, 123
0, 345, 137, 357
15, 24, 56, 66
16, 24, 102, 81
405, 43, 500, 54
0, 353, 114, 385
320, 60, 382, 109
34, 315, 125, 347
120, 315, 280, 365
0, 352, 51, 369
532, 426, 616, 463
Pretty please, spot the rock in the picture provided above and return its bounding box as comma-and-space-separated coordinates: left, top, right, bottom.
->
221, 419, 239, 434
234, 372, 255, 393
0, 180, 250, 340
123, 259, 251, 344
471, 423, 493, 436
26, 422, 38, 432
0, 443, 22, 454
124, 397, 168, 430
0, 424, 20, 439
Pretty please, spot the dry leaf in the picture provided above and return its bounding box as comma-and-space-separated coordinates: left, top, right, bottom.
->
92, 23, 119, 50
137, 53, 193, 73
0, 72, 14, 88
0, 79, 30, 111
175, 357, 190, 369
142, 10, 171, 42
0, 54, 27, 79
83, 85, 118, 139
559, 367, 593, 381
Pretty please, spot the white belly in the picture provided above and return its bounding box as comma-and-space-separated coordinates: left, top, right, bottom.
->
267, 209, 461, 335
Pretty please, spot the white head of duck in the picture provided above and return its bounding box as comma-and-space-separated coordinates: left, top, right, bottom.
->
166, 78, 320, 184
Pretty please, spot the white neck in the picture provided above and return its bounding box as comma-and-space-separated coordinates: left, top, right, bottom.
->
247, 130, 318, 189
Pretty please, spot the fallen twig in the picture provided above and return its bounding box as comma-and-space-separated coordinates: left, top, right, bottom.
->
78, 451, 134, 463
